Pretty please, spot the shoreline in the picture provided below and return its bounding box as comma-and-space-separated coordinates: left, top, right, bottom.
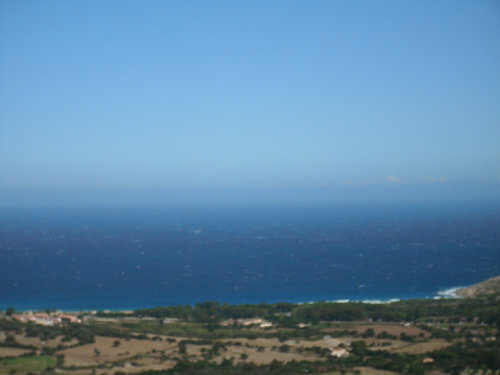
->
2, 284, 476, 313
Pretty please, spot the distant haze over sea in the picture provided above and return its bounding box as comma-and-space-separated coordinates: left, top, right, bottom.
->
0, 201, 498, 311
1, 182, 498, 207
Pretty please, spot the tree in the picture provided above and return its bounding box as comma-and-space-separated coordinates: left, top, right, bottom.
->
279, 344, 290, 353
362, 328, 375, 338
6, 307, 15, 316
5, 334, 16, 344
56, 354, 65, 367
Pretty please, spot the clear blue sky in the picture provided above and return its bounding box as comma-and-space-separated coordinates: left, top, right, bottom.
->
1, 0, 499, 204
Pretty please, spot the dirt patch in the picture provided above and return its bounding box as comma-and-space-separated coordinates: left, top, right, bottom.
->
0, 347, 34, 357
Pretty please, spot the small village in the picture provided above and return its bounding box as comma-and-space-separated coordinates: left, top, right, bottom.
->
12, 312, 82, 326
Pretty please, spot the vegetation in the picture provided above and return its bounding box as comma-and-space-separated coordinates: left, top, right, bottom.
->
0, 356, 55, 374
94, 294, 500, 328
0, 289, 498, 375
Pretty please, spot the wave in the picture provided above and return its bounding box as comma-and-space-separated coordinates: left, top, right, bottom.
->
433, 286, 464, 299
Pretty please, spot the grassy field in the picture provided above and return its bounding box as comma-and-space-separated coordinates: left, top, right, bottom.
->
1, 355, 55, 373
118, 320, 278, 340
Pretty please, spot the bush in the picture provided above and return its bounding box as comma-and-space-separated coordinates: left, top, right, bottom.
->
279, 344, 290, 353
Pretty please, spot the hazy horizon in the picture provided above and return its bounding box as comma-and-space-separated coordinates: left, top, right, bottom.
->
1, 1, 499, 206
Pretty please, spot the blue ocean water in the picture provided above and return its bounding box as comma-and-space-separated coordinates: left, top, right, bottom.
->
0, 202, 498, 311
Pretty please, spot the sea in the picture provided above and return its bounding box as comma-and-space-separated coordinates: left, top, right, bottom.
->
0, 201, 498, 311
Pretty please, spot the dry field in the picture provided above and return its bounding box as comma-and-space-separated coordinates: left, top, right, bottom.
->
93, 360, 178, 375
184, 337, 325, 364
322, 322, 429, 337
391, 339, 451, 354
351, 366, 402, 375
222, 344, 320, 365
0, 347, 33, 357
58, 336, 177, 366
12, 333, 79, 348
220, 336, 351, 349
319, 323, 454, 355
0, 321, 459, 375
55, 335, 331, 372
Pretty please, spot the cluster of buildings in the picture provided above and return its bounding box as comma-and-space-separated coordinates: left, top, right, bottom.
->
220, 317, 273, 328
329, 347, 349, 358
12, 312, 81, 326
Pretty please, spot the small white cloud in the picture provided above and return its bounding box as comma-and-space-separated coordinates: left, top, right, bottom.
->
384, 176, 401, 184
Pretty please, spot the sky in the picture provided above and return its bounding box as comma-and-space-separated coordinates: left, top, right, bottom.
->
0, 0, 499, 205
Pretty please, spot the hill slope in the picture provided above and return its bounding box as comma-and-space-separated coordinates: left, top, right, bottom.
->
456, 275, 500, 298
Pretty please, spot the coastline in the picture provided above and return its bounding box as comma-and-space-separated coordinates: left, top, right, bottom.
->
2, 278, 498, 375
3, 281, 488, 313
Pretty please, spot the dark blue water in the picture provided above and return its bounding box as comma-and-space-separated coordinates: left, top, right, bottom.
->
0, 202, 498, 310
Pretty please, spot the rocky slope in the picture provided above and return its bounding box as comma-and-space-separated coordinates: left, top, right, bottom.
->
456, 275, 500, 298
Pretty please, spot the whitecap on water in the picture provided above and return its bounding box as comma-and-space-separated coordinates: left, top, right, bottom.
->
435, 287, 464, 299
